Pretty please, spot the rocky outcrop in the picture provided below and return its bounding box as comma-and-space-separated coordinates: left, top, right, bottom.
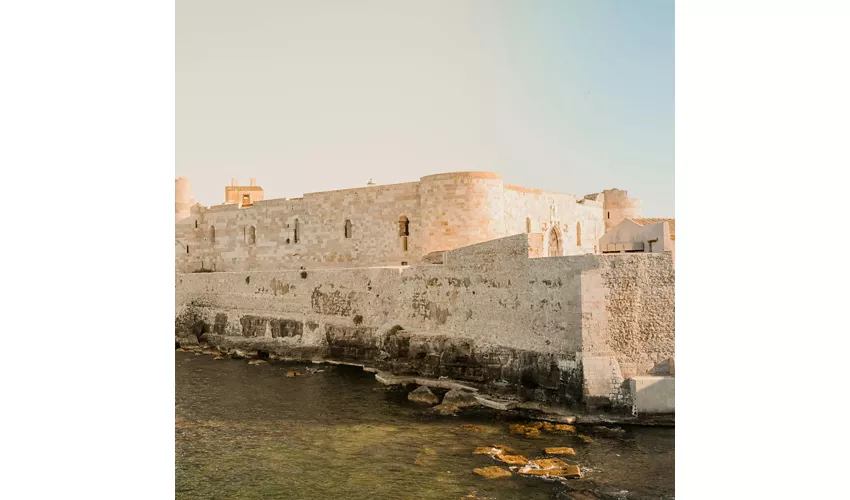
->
407, 386, 439, 405
442, 389, 478, 407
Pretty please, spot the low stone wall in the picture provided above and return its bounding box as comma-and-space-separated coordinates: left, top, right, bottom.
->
175, 235, 674, 410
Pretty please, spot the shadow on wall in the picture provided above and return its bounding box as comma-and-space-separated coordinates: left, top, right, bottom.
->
630, 376, 675, 414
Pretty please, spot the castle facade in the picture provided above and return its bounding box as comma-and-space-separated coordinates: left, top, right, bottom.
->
175, 171, 641, 273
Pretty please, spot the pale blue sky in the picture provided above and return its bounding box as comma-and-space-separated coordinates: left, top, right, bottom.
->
177, 0, 673, 216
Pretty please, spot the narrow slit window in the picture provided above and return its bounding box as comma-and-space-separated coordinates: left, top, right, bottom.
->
526, 217, 531, 233
209, 226, 215, 244
576, 222, 582, 246
294, 218, 300, 243
398, 216, 409, 237
344, 219, 352, 239
246, 226, 256, 245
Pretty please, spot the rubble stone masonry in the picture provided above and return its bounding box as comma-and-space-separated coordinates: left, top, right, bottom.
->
175, 234, 674, 408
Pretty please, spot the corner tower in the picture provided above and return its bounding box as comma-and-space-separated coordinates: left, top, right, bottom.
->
602, 188, 642, 232
418, 171, 507, 254
175, 177, 195, 222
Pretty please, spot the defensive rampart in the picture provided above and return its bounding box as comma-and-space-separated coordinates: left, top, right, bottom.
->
175, 234, 674, 410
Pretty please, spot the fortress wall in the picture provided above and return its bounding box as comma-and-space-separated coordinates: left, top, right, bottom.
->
176, 244, 674, 406
418, 172, 507, 255
176, 182, 423, 273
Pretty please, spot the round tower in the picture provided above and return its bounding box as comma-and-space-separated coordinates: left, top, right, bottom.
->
175, 177, 196, 222
418, 171, 507, 254
602, 188, 642, 232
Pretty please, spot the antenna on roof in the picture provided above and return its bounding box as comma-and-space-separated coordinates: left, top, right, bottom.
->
367, 178, 375, 186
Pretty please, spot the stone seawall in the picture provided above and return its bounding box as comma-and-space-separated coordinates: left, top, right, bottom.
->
175, 235, 674, 410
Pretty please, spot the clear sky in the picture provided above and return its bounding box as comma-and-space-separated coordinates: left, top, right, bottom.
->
177, 0, 673, 217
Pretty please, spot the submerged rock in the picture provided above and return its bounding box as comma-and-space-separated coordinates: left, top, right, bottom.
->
408, 386, 439, 405
472, 446, 503, 455
286, 370, 301, 378
553, 424, 577, 433
510, 423, 542, 438
458, 424, 486, 433
544, 447, 576, 456
531, 458, 569, 469
490, 444, 519, 455
442, 389, 479, 408
496, 454, 529, 466
248, 359, 267, 365
431, 403, 459, 416
473, 466, 512, 479
577, 434, 593, 444
518, 458, 584, 479
213, 356, 224, 360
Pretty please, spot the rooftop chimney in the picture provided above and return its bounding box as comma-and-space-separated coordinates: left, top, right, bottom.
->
231, 178, 238, 187
250, 178, 257, 187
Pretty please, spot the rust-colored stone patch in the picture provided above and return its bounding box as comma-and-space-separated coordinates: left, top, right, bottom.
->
497, 454, 529, 466
544, 447, 576, 456
473, 466, 512, 479
472, 447, 502, 455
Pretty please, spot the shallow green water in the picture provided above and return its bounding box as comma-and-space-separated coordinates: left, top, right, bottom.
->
176, 351, 674, 500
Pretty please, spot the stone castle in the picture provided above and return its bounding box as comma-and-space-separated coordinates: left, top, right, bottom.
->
175, 171, 674, 414
175, 171, 644, 273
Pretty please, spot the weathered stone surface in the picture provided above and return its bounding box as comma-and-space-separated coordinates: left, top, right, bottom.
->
544, 447, 576, 456
553, 424, 577, 433
442, 389, 479, 408
407, 386, 439, 405
473, 466, 512, 479
176, 246, 674, 409
182, 334, 199, 346
472, 447, 502, 455
577, 434, 593, 443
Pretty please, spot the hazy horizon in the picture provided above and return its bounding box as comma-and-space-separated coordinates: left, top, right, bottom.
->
177, 0, 674, 217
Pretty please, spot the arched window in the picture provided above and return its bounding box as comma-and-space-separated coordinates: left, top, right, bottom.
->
398, 216, 409, 237
526, 217, 532, 233
548, 227, 562, 257
293, 218, 300, 243
209, 226, 215, 244
344, 219, 352, 239
576, 222, 582, 247
246, 226, 256, 245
